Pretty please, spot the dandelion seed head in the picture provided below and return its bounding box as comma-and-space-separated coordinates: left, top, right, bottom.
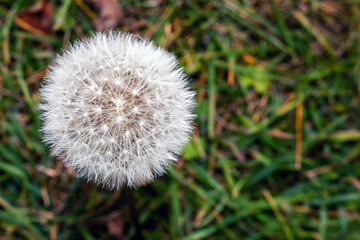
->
40, 31, 195, 189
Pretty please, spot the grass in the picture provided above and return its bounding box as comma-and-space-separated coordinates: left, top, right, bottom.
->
1, 0, 360, 239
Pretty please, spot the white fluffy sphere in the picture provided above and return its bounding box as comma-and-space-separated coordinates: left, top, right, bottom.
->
40, 31, 195, 189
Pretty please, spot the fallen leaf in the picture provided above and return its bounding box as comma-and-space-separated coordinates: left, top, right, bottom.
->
317, 0, 342, 15
242, 54, 256, 64
349, 178, 360, 191
106, 212, 125, 239
268, 129, 295, 140
227, 57, 235, 85
87, 0, 124, 31
15, 1, 53, 36
36, 165, 58, 177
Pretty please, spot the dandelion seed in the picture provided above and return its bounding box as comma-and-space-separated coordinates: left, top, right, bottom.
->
39, 31, 195, 189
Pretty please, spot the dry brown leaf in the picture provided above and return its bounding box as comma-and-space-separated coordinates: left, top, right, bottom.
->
242, 54, 256, 64
15, 1, 53, 36
268, 129, 295, 140
87, 0, 124, 31
36, 165, 58, 177
349, 178, 360, 191
317, 0, 342, 15
106, 213, 125, 239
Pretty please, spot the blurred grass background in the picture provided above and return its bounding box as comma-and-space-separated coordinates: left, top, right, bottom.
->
1, 0, 360, 239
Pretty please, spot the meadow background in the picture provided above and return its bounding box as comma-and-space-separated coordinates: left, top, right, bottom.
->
1, 0, 360, 239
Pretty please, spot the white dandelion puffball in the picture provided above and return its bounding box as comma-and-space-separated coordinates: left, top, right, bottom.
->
40, 31, 195, 189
